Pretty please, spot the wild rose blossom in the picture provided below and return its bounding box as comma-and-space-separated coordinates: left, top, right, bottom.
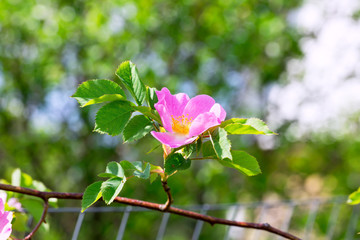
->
151, 87, 226, 148
0, 193, 13, 240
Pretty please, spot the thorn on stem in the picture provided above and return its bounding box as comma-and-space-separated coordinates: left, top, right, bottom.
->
263, 223, 271, 228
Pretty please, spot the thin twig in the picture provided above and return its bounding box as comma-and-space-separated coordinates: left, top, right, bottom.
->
0, 183, 301, 240
189, 157, 216, 160
24, 200, 49, 240
160, 180, 173, 211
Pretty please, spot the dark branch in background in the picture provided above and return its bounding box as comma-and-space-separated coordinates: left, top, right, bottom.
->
0, 183, 301, 240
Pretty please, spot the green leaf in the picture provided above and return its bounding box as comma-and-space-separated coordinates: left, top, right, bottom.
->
98, 173, 116, 178
196, 138, 202, 156
165, 153, 191, 175
119, 161, 151, 179
101, 177, 126, 205
115, 61, 146, 105
94, 101, 133, 136
104, 161, 125, 178
150, 173, 158, 183
11, 169, 56, 207
133, 106, 161, 123
11, 168, 22, 187
119, 160, 137, 177
222, 118, 277, 135
82, 181, 103, 212
147, 143, 162, 154
209, 128, 232, 160
48, 198, 58, 208
132, 162, 151, 179
11, 213, 29, 232
149, 164, 162, 183
32, 180, 49, 192
20, 198, 43, 221
72, 79, 126, 107
12, 168, 33, 188
82, 94, 126, 107
183, 143, 196, 158
123, 115, 153, 142
348, 188, 360, 205
218, 151, 261, 176
146, 86, 158, 109
220, 118, 244, 127
202, 141, 217, 158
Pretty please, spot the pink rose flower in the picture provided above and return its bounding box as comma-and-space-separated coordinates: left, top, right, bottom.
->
0, 194, 13, 240
151, 87, 226, 148
7, 198, 23, 212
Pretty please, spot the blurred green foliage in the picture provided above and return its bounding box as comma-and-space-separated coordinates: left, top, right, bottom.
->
1, 0, 359, 239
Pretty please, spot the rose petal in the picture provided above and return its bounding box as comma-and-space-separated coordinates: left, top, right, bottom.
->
151, 131, 197, 148
0, 211, 12, 239
210, 103, 226, 121
156, 87, 190, 117
8, 198, 23, 212
188, 112, 220, 137
154, 103, 173, 132
183, 95, 216, 120
0, 200, 3, 215
1, 228, 12, 240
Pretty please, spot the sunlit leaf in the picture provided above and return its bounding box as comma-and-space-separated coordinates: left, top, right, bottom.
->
202, 141, 217, 158
98, 161, 125, 178
133, 106, 161, 123
115, 61, 146, 105
11, 168, 33, 188
31, 180, 48, 192
72, 79, 125, 107
94, 101, 133, 136
146, 86, 158, 109
221, 118, 277, 135
11, 168, 22, 187
119, 161, 151, 179
218, 151, 261, 176
123, 115, 153, 142
183, 143, 196, 158
132, 162, 151, 179
82, 94, 126, 107
209, 128, 232, 160
82, 181, 103, 212
101, 177, 126, 205
348, 188, 360, 205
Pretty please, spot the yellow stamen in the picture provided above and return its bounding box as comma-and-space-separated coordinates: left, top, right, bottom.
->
171, 114, 192, 135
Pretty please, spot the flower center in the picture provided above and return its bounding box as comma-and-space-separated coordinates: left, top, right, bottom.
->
171, 114, 192, 135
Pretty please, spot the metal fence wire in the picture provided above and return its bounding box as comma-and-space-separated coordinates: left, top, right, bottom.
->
44, 196, 358, 240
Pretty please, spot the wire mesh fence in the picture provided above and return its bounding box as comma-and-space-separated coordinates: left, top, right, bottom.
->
40, 196, 358, 240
